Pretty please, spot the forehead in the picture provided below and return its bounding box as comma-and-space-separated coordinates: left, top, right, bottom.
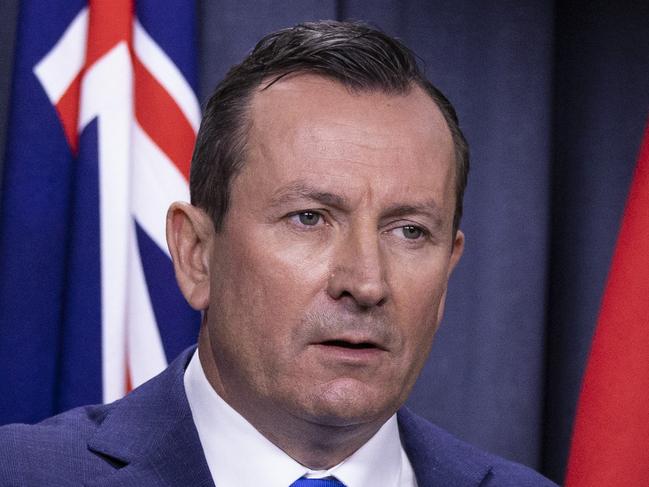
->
249, 74, 450, 145
241, 74, 455, 214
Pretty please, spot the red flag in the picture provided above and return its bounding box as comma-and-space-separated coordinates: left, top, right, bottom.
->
565, 120, 649, 485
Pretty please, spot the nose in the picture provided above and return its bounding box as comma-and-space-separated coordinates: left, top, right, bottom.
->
326, 225, 388, 308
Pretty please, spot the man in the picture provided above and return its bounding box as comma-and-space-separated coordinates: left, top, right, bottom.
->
0, 21, 556, 486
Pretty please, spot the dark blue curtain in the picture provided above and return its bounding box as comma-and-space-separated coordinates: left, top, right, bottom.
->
2, 1, 649, 483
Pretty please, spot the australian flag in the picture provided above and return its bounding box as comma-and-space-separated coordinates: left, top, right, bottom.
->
0, 0, 201, 425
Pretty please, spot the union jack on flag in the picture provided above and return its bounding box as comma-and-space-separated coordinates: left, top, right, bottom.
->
0, 0, 201, 424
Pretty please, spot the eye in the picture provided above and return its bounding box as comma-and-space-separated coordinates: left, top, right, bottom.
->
293, 211, 322, 226
400, 225, 424, 240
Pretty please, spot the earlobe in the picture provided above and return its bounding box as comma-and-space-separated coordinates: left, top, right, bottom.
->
166, 202, 214, 310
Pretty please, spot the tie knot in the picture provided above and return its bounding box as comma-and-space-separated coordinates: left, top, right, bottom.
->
289, 477, 345, 487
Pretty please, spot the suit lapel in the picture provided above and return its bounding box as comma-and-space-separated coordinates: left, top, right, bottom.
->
398, 408, 492, 487
85, 348, 214, 487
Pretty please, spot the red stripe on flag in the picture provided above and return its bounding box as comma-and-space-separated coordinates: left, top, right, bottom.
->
565, 121, 649, 486
55, 74, 81, 154
133, 56, 194, 180
86, 0, 133, 67
125, 359, 133, 394
53, 1, 134, 154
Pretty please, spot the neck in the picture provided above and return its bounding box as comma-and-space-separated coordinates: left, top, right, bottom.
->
254, 410, 383, 469
197, 329, 387, 469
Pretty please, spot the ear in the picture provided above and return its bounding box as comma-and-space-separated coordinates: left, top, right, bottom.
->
448, 229, 465, 277
166, 201, 214, 310
436, 229, 465, 324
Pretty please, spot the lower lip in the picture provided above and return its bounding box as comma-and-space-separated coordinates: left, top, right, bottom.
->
310, 343, 385, 364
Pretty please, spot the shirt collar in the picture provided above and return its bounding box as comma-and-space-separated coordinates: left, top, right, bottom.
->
184, 349, 406, 487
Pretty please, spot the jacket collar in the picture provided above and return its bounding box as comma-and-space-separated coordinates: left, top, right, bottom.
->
85, 347, 214, 487
398, 407, 493, 486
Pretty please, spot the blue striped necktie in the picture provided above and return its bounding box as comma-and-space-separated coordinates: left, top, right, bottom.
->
289, 477, 346, 486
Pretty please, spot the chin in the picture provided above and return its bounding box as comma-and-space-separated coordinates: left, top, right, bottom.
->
297, 380, 400, 428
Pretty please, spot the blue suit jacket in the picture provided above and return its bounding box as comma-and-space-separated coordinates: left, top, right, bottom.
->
0, 348, 556, 486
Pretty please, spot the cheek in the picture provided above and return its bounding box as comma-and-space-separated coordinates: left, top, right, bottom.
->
215, 234, 330, 341
390, 262, 450, 351
251, 231, 332, 301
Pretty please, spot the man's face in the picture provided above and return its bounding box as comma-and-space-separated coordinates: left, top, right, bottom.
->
203, 75, 463, 429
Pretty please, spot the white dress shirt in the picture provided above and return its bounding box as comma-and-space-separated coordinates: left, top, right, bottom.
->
184, 349, 417, 487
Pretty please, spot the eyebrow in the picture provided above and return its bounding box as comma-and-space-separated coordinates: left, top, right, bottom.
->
269, 182, 349, 210
269, 181, 447, 228
382, 202, 446, 229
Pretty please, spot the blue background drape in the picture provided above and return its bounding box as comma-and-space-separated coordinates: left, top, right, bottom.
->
2, 1, 649, 483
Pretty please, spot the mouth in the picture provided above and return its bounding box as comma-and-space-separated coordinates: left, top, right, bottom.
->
310, 338, 388, 365
319, 339, 382, 350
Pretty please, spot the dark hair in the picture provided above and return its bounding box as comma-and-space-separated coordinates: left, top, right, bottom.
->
190, 20, 469, 234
